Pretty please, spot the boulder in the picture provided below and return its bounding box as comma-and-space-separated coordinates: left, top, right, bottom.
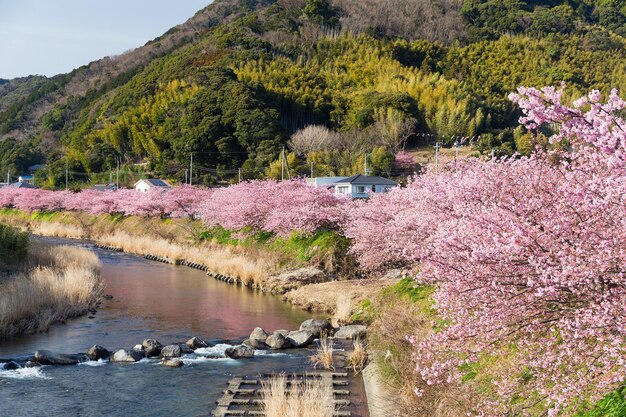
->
24, 361, 40, 368
250, 327, 269, 342
179, 344, 194, 354
334, 325, 367, 340
299, 319, 334, 338
225, 345, 254, 359
265, 333, 291, 350
110, 349, 144, 363
142, 339, 163, 357
3, 361, 20, 370
273, 329, 290, 337
34, 350, 84, 365
133, 344, 143, 351
162, 358, 184, 368
160, 345, 182, 358
186, 336, 208, 349
243, 338, 267, 349
86, 345, 109, 361
286, 331, 316, 348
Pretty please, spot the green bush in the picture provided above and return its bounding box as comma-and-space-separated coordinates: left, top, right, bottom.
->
0, 223, 28, 264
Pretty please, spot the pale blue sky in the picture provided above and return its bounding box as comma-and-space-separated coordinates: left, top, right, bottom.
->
0, 0, 211, 79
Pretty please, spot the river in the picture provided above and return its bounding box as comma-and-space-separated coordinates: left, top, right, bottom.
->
0, 238, 315, 417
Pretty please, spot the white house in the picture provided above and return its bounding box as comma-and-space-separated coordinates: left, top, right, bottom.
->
332, 174, 397, 198
134, 179, 172, 193
306, 176, 348, 189
18, 175, 34, 185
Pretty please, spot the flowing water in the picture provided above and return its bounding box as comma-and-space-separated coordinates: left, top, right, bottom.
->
0, 238, 315, 417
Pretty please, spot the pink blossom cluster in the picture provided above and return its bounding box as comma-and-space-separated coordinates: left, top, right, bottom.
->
346, 87, 626, 415
0, 181, 347, 237
197, 180, 347, 236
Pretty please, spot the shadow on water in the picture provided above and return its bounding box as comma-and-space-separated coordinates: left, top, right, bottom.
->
0, 237, 317, 417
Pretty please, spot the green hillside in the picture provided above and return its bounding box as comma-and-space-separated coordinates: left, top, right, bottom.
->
3, 0, 626, 187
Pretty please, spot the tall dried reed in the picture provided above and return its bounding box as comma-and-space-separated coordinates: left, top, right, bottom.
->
309, 334, 335, 370
261, 374, 335, 417
0, 245, 102, 338
333, 294, 353, 325
97, 232, 271, 287
32, 222, 85, 239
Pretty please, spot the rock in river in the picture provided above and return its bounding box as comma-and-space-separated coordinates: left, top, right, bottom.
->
266, 333, 291, 350
286, 331, 316, 348
244, 338, 267, 349
86, 345, 109, 361
299, 319, 334, 338
225, 345, 254, 359
142, 339, 163, 357
250, 327, 269, 342
160, 345, 182, 358
162, 358, 184, 368
110, 349, 144, 363
34, 350, 85, 365
334, 325, 367, 340
186, 336, 208, 349
3, 361, 20, 370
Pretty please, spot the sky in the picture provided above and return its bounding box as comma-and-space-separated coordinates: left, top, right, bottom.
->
0, 0, 211, 79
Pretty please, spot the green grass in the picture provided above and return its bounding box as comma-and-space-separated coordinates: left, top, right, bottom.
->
0, 223, 28, 266
199, 227, 350, 267
575, 387, 626, 417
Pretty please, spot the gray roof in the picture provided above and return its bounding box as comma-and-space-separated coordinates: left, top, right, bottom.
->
9, 182, 37, 189
93, 183, 117, 191
138, 179, 171, 188
333, 174, 397, 186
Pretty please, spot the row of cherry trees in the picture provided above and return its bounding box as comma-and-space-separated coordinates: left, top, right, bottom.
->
0, 181, 348, 237
1, 88, 625, 414
346, 86, 626, 415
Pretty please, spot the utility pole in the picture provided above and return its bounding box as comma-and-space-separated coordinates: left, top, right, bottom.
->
310, 162, 314, 178
116, 159, 120, 190
435, 142, 441, 173
6, 169, 9, 185
281, 147, 285, 181
189, 153, 193, 186
238, 168, 241, 183
364, 152, 368, 176
65, 160, 69, 191
454, 140, 460, 165
185, 169, 188, 185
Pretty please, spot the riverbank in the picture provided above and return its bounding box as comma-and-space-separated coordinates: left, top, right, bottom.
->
0, 208, 362, 307
0, 242, 102, 339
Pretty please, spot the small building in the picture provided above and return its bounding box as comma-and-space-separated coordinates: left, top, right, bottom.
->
8, 182, 37, 189
18, 175, 34, 185
332, 174, 397, 198
306, 176, 348, 189
92, 183, 118, 192
134, 178, 171, 193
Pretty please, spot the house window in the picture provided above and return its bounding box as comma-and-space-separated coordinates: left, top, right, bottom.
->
337, 185, 350, 194
383, 186, 393, 193
357, 186, 366, 193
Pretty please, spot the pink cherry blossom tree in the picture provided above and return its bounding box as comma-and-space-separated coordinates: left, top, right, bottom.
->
346, 86, 626, 415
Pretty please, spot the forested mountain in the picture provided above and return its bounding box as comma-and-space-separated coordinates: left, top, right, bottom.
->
3, 0, 626, 187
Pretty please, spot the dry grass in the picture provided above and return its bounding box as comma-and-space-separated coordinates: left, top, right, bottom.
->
0, 244, 102, 338
309, 334, 335, 371
333, 294, 353, 326
32, 222, 85, 239
261, 374, 335, 417
97, 232, 272, 287
285, 279, 393, 313
369, 288, 482, 417
347, 338, 368, 373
